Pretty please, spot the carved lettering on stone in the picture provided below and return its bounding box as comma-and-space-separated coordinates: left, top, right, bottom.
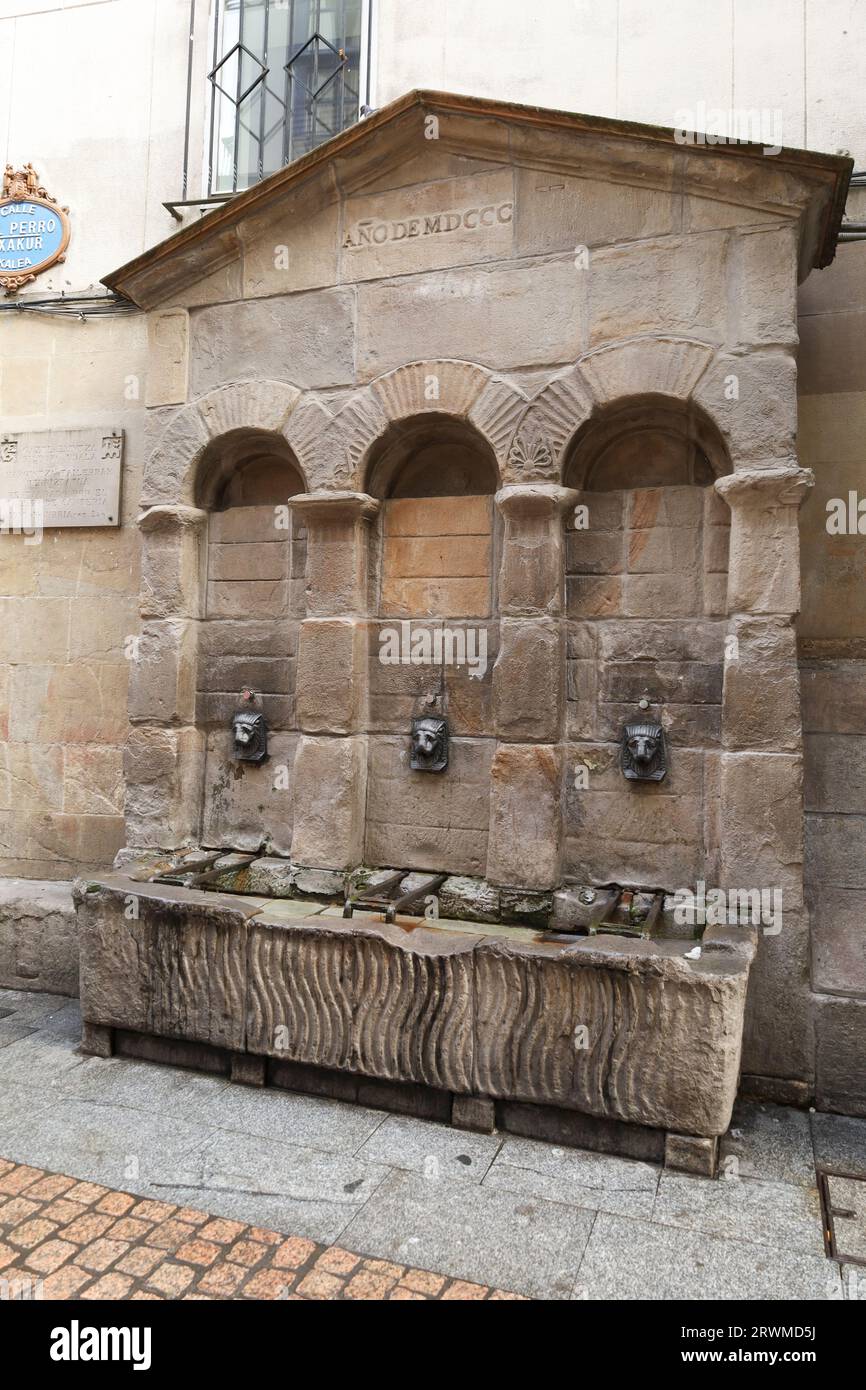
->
340, 170, 515, 281
342, 201, 514, 249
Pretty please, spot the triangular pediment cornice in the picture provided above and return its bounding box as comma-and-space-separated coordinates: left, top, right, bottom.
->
104, 89, 851, 309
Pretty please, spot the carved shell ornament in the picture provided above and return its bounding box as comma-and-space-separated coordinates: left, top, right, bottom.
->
506, 431, 555, 479
0, 164, 71, 295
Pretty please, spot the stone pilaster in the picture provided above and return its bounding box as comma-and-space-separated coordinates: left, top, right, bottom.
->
714, 465, 813, 618
715, 463, 812, 766
488, 485, 576, 888
714, 465, 813, 1081
289, 492, 379, 869
289, 491, 379, 617
125, 505, 208, 849
138, 504, 207, 620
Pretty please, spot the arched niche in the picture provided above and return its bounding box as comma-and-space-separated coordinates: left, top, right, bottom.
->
562, 395, 730, 492
357, 416, 501, 876
194, 428, 306, 855
560, 396, 734, 894
561, 395, 732, 625
194, 427, 306, 510
363, 412, 499, 500
361, 413, 499, 622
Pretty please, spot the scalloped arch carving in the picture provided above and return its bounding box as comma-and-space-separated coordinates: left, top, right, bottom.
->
309, 361, 527, 491
142, 379, 307, 507
505, 337, 723, 482
504, 364, 593, 483
578, 337, 715, 406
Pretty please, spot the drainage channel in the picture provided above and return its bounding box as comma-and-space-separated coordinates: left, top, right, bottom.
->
817, 1168, 866, 1266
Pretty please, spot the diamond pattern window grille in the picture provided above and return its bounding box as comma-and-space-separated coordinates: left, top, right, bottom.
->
204, 1, 365, 197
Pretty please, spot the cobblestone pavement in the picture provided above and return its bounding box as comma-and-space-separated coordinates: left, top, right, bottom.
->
0, 1160, 522, 1300
1, 989, 864, 1301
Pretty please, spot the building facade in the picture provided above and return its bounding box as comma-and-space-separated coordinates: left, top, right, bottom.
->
1, 0, 865, 1123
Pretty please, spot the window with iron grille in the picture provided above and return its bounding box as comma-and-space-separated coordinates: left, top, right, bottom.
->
205, 0, 367, 197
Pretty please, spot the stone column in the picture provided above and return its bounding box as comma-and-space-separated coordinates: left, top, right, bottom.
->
487, 485, 577, 890
126, 505, 208, 850
714, 465, 814, 1083
288, 492, 379, 869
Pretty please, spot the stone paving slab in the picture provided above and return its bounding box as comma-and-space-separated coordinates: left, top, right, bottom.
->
64, 1056, 211, 1111
651, 1173, 825, 1256
0, 987, 861, 1301
355, 1114, 501, 1182
482, 1136, 659, 1219
339, 1167, 597, 1299
149, 1129, 392, 1246
0, 1159, 523, 1301
157, 1070, 387, 1156
720, 1099, 816, 1186
1, 1096, 211, 1194
574, 1213, 842, 1301
0, 1019, 38, 1050
0, 1083, 52, 1132
0, 1031, 89, 1088
812, 1111, 866, 1178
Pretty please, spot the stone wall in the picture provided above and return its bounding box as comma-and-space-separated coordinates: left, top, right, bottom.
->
796, 240, 866, 1117
6, 81, 862, 1114
0, 0, 200, 880
564, 484, 728, 890
0, 313, 146, 879
378, 496, 493, 618
120, 105, 829, 1092
198, 504, 304, 854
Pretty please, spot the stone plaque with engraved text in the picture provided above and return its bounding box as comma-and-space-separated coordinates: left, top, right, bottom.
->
0, 427, 123, 527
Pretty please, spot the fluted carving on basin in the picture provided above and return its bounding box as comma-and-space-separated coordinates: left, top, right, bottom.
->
353, 937, 474, 1092
473, 944, 747, 1135
145, 907, 246, 1051
474, 948, 577, 1102
76, 878, 752, 1138
246, 922, 474, 1092
246, 924, 354, 1070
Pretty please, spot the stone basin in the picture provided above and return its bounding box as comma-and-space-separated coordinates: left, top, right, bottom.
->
75, 872, 755, 1161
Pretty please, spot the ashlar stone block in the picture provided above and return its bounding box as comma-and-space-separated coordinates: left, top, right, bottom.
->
496, 485, 577, 616
128, 619, 198, 726
124, 725, 205, 850
719, 752, 804, 906
493, 618, 563, 741
487, 743, 562, 889
290, 734, 367, 869
715, 466, 813, 616
722, 615, 801, 751
295, 618, 368, 734
138, 505, 207, 620
290, 492, 379, 616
